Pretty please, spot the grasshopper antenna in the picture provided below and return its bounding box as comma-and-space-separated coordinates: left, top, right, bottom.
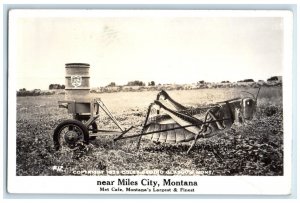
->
240, 91, 255, 99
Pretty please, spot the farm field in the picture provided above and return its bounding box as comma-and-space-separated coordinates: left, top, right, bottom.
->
16, 87, 283, 176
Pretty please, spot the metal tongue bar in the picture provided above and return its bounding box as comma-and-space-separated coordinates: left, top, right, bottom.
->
95, 99, 126, 132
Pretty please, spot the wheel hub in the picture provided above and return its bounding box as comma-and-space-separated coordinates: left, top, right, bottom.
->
64, 130, 81, 145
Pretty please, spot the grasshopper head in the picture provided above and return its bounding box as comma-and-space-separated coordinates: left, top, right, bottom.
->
239, 87, 260, 121
241, 97, 256, 120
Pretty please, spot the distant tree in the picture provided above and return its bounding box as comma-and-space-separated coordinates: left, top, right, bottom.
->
221, 80, 230, 83
127, 80, 145, 86
49, 84, 65, 90
197, 80, 205, 86
267, 76, 279, 82
107, 82, 116, 87
243, 79, 255, 82
148, 81, 155, 86
238, 79, 254, 83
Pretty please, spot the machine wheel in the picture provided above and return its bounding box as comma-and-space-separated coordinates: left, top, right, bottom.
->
53, 119, 89, 150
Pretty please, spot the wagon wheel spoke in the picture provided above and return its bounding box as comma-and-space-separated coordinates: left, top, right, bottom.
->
68, 125, 74, 131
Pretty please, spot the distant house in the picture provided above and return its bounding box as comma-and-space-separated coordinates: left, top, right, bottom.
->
257, 80, 266, 85
33, 89, 41, 94
221, 80, 230, 83
122, 86, 143, 91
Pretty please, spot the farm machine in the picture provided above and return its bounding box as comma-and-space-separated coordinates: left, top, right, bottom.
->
53, 63, 259, 153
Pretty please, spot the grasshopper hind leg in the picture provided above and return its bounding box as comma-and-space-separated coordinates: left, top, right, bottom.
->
186, 133, 202, 154
187, 141, 196, 154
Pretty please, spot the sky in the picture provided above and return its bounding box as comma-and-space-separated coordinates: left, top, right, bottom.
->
10, 10, 284, 90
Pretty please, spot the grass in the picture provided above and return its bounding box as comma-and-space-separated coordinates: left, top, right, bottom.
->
16, 86, 283, 176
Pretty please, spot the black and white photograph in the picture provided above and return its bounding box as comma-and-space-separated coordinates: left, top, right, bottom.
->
7, 9, 293, 194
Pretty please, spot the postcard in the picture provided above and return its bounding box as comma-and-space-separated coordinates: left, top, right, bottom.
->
7, 9, 293, 195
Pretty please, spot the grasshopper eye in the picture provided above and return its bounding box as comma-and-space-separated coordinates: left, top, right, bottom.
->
244, 99, 253, 106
